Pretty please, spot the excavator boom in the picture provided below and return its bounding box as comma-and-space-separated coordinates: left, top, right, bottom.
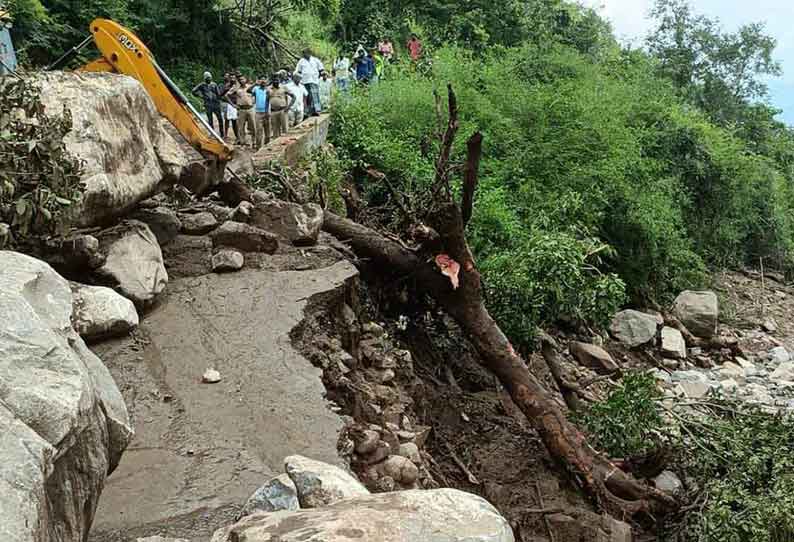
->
78, 19, 233, 162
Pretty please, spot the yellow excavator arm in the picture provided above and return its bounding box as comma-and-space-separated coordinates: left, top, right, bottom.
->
73, 19, 233, 162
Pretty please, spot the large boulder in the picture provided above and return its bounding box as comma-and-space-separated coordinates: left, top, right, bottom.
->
131, 207, 182, 246
251, 201, 324, 246
212, 489, 514, 542
0, 251, 133, 542
284, 455, 369, 508
71, 282, 139, 341
95, 220, 168, 306
609, 310, 658, 348
672, 291, 719, 339
33, 72, 187, 227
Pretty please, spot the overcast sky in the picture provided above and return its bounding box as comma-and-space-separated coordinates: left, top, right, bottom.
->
581, 0, 794, 124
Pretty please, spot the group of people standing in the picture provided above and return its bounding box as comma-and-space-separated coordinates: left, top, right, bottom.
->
191, 48, 332, 149
192, 35, 425, 150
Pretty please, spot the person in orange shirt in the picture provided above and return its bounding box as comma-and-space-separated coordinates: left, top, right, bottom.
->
407, 34, 422, 62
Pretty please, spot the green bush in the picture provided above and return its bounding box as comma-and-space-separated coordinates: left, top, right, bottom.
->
0, 78, 83, 247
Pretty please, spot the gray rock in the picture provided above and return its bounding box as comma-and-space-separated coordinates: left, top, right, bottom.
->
771, 362, 794, 381
678, 381, 711, 399
210, 221, 279, 254
721, 378, 740, 393
180, 211, 219, 235
769, 346, 791, 364
212, 250, 244, 273
32, 72, 187, 227
131, 207, 181, 246
362, 322, 386, 338
0, 251, 132, 542
42, 233, 105, 271
212, 489, 514, 542
0, 222, 11, 247
136, 537, 189, 542
762, 318, 778, 333
653, 471, 683, 495
238, 474, 300, 519
671, 370, 709, 384
71, 283, 139, 340
569, 342, 618, 374
380, 455, 419, 485
96, 220, 168, 306
650, 369, 672, 383
202, 368, 222, 384
284, 455, 369, 508
661, 327, 687, 359
672, 291, 719, 339
609, 310, 658, 348
251, 201, 324, 246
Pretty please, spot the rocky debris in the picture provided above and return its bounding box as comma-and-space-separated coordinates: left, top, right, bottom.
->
180, 211, 219, 235
284, 455, 369, 508
251, 201, 324, 246
33, 72, 187, 227
212, 488, 514, 542
569, 341, 618, 374
353, 430, 380, 455
0, 251, 132, 542
202, 368, 222, 384
673, 290, 719, 339
653, 471, 683, 495
661, 327, 687, 359
96, 220, 168, 306
719, 361, 746, 381
70, 282, 139, 340
239, 474, 300, 519
546, 513, 631, 542
231, 201, 254, 223
131, 207, 182, 246
0, 222, 11, 246
136, 538, 189, 542
210, 221, 278, 254
610, 310, 658, 348
212, 249, 244, 272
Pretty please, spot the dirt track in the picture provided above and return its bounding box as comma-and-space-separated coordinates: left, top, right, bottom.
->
89, 258, 357, 542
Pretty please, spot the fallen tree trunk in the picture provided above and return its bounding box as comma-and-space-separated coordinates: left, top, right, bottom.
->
323, 212, 676, 517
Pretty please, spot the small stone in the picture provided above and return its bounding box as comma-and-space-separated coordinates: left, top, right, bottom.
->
361, 441, 391, 465
231, 201, 254, 223
653, 471, 683, 495
398, 442, 421, 464
381, 455, 419, 485
689, 347, 703, 357
355, 430, 380, 455
202, 368, 222, 384
131, 206, 182, 246
672, 290, 719, 339
136, 537, 189, 542
212, 249, 244, 272
377, 369, 395, 384
180, 211, 219, 235
769, 346, 791, 364
397, 430, 416, 443
661, 327, 687, 359
776, 290, 787, 300
374, 476, 396, 492
679, 381, 710, 398
284, 455, 369, 508
762, 319, 779, 333
662, 359, 680, 370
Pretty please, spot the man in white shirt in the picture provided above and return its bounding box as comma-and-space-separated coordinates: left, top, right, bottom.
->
285, 73, 308, 127
333, 55, 351, 94
295, 48, 325, 117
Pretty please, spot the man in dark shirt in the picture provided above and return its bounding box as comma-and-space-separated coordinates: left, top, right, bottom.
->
192, 71, 224, 138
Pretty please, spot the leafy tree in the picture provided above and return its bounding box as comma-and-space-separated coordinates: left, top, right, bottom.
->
647, 0, 781, 126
